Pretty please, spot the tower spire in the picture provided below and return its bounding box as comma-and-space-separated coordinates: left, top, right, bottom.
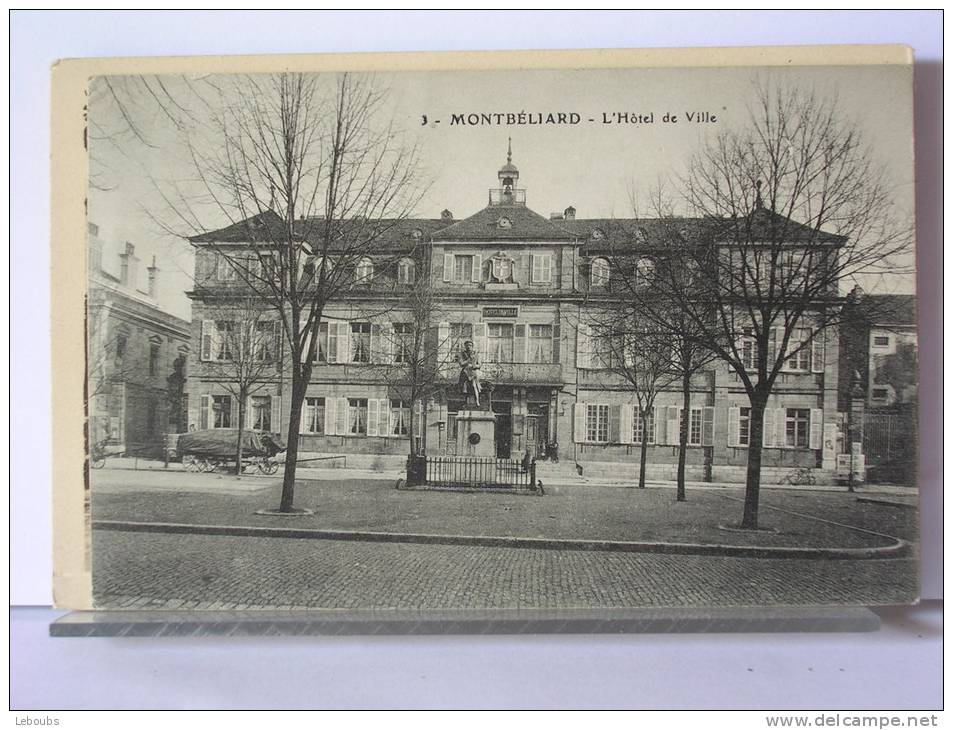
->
507, 136, 512, 164
754, 179, 763, 209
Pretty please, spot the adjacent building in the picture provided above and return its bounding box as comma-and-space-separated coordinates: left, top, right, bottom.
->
186, 149, 846, 481
88, 223, 191, 454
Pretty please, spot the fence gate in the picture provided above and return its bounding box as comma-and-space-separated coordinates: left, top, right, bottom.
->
862, 411, 917, 484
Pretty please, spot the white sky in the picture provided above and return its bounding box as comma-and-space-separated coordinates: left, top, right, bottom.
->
88, 64, 917, 321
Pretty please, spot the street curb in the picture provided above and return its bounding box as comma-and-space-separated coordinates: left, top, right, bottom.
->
92, 519, 910, 560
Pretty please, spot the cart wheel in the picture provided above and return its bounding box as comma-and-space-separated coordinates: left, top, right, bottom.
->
182, 455, 197, 472
259, 459, 279, 475
91, 456, 106, 469
201, 459, 217, 473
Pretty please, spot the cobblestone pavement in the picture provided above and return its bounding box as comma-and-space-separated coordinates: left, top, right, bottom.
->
92, 530, 918, 610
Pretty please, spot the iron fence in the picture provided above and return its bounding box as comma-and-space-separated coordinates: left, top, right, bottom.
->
407, 454, 538, 492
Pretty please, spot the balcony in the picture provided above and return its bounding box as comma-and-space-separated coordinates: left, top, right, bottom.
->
477, 361, 564, 386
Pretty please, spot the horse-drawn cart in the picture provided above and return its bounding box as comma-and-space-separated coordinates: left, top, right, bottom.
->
176, 429, 286, 475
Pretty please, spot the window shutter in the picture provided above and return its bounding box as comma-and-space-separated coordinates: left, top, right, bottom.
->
520, 253, 530, 285
368, 399, 380, 436
200, 395, 210, 430
337, 322, 351, 363
653, 406, 665, 445
609, 405, 621, 443
270, 394, 281, 435
728, 407, 740, 447
514, 323, 527, 364
619, 404, 633, 444
336, 397, 349, 435
230, 396, 239, 430
472, 254, 482, 282
573, 403, 587, 443
245, 395, 252, 430
437, 321, 451, 375
380, 399, 391, 437
370, 324, 381, 364
811, 331, 825, 373
763, 408, 778, 448
542, 254, 553, 283
324, 397, 337, 435
552, 323, 561, 363
531, 254, 541, 283
473, 322, 488, 360
768, 328, 779, 368
443, 253, 453, 282
576, 323, 591, 369
381, 323, 394, 364
327, 321, 339, 363
702, 406, 715, 447
666, 406, 680, 446
201, 320, 213, 361
810, 408, 823, 450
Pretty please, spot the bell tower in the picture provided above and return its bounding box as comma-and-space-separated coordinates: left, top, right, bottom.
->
490, 138, 525, 206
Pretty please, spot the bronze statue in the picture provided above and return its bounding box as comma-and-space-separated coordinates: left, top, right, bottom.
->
457, 340, 483, 408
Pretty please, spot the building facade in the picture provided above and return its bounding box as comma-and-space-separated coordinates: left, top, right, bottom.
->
186, 151, 843, 481
88, 223, 192, 454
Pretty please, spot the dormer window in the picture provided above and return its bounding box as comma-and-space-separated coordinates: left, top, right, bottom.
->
591, 228, 605, 241
411, 229, 423, 241
635, 227, 649, 244
590, 257, 610, 289
497, 216, 513, 229
635, 257, 656, 287
397, 258, 416, 285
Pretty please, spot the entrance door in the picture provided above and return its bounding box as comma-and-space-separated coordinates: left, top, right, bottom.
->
527, 403, 549, 458
492, 401, 512, 458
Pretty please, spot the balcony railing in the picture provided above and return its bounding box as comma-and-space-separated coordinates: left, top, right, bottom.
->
442, 361, 563, 385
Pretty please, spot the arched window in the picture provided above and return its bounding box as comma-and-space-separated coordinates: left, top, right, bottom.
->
355, 257, 374, 283
397, 258, 416, 285
635, 257, 656, 287
590, 257, 610, 289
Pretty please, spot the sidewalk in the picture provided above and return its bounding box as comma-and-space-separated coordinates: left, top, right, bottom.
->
89, 466, 917, 557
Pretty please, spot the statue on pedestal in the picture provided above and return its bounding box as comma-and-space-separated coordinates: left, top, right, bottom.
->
457, 340, 483, 409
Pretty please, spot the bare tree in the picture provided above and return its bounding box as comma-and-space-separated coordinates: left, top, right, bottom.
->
200, 299, 280, 471
159, 72, 423, 512
650, 81, 913, 528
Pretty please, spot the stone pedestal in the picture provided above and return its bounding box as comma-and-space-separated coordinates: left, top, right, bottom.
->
456, 410, 497, 458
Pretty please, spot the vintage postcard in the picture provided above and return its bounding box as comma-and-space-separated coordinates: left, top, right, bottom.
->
52, 46, 919, 612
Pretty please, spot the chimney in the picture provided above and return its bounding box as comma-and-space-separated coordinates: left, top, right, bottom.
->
147, 255, 159, 299
440, 209, 454, 223
563, 206, 576, 220
120, 242, 138, 287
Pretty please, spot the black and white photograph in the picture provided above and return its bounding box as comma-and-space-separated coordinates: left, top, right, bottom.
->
78, 53, 919, 613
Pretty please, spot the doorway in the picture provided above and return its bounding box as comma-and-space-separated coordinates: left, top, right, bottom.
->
492, 400, 512, 458
527, 403, 549, 458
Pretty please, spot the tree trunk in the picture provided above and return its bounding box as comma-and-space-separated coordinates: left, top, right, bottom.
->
235, 390, 245, 475
676, 372, 691, 502
638, 428, 649, 489
278, 366, 308, 512
741, 394, 768, 529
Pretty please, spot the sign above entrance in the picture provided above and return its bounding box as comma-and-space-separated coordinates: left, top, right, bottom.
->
483, 306, 519, 318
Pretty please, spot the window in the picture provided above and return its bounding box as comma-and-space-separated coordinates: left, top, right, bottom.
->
397, 258, 416, 285
390, 399, 411, 436
785, 329, 812, 372
635, 257, 656, 287
251, 395, 272, 431
260, 253, 277, 281
451, 323, 473, 357
590, 258, 610, 289
304, 397, 325, 433
873, 335, 890, 347
529, 324, 553, 363
212, 395, 232, 428
355, 257, 374, 283
216, 321, 234, 361
486, 323, 514, 363
453, 255, 474, 283
785, 408, 810, 448
253, 321, 277, 361
350, 322, 371, 363
738, 407, 751, 446
316, 322, 329, 362
531, 254, 553, 284
633, 406, 656, 444
871, 388, 889, 402
115, 334, 127, 361
216, 255, 237, 281
149, 343, 160, 376
679, 408, 704, 446
586, 404, 610, 443
393, 323, 414, 364
348, 398, 368, 435
591, 332, 616, 369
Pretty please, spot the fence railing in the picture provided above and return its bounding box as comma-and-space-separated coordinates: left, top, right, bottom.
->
407, 454, 538, 492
